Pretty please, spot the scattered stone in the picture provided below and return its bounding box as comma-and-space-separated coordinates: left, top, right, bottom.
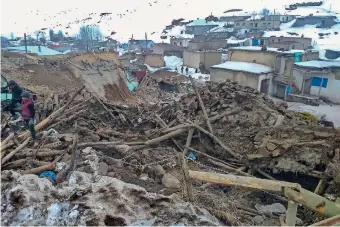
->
153, 165, 166, 177
98, 162, 109, 176
272, 149, 281, 157
266, 143, 277, 151
162, 173, 181, 189
107, 172, 115, 177
90, 134, 101, 142
252, 215, 264, 224
313, 131, 334, 138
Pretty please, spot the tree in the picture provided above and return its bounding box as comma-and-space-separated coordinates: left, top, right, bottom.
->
9, 32, 15, 40
57, 30, 64, 41
39, 32, 47, 45
78, 25, 103, 51
260, 8, 270, 16
49, 29, 55, 41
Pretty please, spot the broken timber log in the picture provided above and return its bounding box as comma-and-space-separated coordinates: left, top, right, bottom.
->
189, 76, 213, 133
1, 138, 30, 165
189, 170, 340, 217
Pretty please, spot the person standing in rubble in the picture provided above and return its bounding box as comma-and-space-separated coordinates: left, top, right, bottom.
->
185, 67, 189, 75
7, 80, 23, 119
181, 65, 184, 74
21, 92, 36, 140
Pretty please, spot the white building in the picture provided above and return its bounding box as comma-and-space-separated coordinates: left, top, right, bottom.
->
293, 60, 340, 103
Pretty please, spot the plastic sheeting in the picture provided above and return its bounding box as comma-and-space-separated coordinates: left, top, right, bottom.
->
125, 71, 138, 91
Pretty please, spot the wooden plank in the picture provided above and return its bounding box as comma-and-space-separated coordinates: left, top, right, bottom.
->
285, 188, 340, 218
286, 201, 298, 226
188, 170, 301, 192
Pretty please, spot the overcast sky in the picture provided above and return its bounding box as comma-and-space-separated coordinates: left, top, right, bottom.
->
1, 0, 339, 41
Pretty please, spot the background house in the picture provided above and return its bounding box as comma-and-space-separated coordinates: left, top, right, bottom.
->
260, 36, 312, 50
152, 43, 185, 57
183, 50, 221, 69
188, 39, 227, 51
144, 53, 165, 67
293, 60, 340, 103
185, 19, 219, 35
292, 16, 337, 28
194, 23, 235, 41
210, 61, 273, 93
170, 37, 192, 47
128, 39, 154, 52
227, 46, 319, 98
233, 17, 281, 31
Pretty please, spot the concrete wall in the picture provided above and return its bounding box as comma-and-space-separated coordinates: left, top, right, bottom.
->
152, 44, 185, 57
188, 40, 227, 51
262, 37, 312, 49
183, 51, 222, 69
293, 68, 340, 102
145, 54, 165, 67
186, 25, 218, 35
219, 16, 251, 22
228, 50, 277, 67
210, 68, 273, 93
194, 32, 234, 41
234, 19, 280, 30
268, 42, 305, 50
170, 38, 191, 47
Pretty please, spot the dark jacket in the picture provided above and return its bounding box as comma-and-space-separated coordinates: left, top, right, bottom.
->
10, 84, 23, 102
21, 99, 35, 120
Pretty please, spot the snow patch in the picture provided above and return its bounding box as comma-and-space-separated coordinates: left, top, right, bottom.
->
211, 61, 272, 74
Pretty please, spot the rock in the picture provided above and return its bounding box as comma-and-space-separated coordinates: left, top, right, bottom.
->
108, 137, 116, 142
314, 131, 334, 138
272, 149, 281, 157
141, 150, 150, 156
255, 203, 286, 214
98, 162, 109, 176
153, 165, 165, 177
258, 147, 270, 157
162, 173, 181, 189
91, 134, 100, 142
252, 215, 264, 224
107, 172, 115, 177
266, 143, 277, 151
254, 130, 265, 142
334, 173, 340, 184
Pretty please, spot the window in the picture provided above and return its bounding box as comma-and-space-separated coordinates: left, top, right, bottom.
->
242, 23, 245, 26
272, 39, 275, 42
255, 23, 258, 27
173, 42, 177, 45
236, 23, 240, 26
179, 42, 182, 46
263, 23, 266, 26
292, 44, 295, 49
268, 23, 271, 26
311, 77, 328, 88
278, 38, 281, 42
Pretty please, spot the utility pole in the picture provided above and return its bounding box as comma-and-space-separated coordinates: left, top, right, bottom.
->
129, 34, 133, 61
204, 34, 207, 70
24, 33, 28, 53
145, 32, 148, 52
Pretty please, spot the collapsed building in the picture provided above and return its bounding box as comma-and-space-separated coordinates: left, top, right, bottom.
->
1, 51, 340, 226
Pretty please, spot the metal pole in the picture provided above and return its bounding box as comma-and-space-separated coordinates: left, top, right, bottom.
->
145, 32, 147, 52
317, 70, 325, 99
24, 33, 28, 53
204, 34, 207, 69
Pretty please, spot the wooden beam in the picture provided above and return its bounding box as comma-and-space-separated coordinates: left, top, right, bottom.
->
310, 214, 340, 226
286, 201, 298, 226
284, 188, 340, 218
180, 128, 194, 202
188, 170, 301, 192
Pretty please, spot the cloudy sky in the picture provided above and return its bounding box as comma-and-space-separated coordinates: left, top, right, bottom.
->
1, 0, 339, 41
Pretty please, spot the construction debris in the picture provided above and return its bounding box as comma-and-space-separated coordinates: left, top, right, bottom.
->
1, 52, 339, 226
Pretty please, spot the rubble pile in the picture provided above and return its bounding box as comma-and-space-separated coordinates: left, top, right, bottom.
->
1, 53, 340, 226
136, 70, 192, 104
